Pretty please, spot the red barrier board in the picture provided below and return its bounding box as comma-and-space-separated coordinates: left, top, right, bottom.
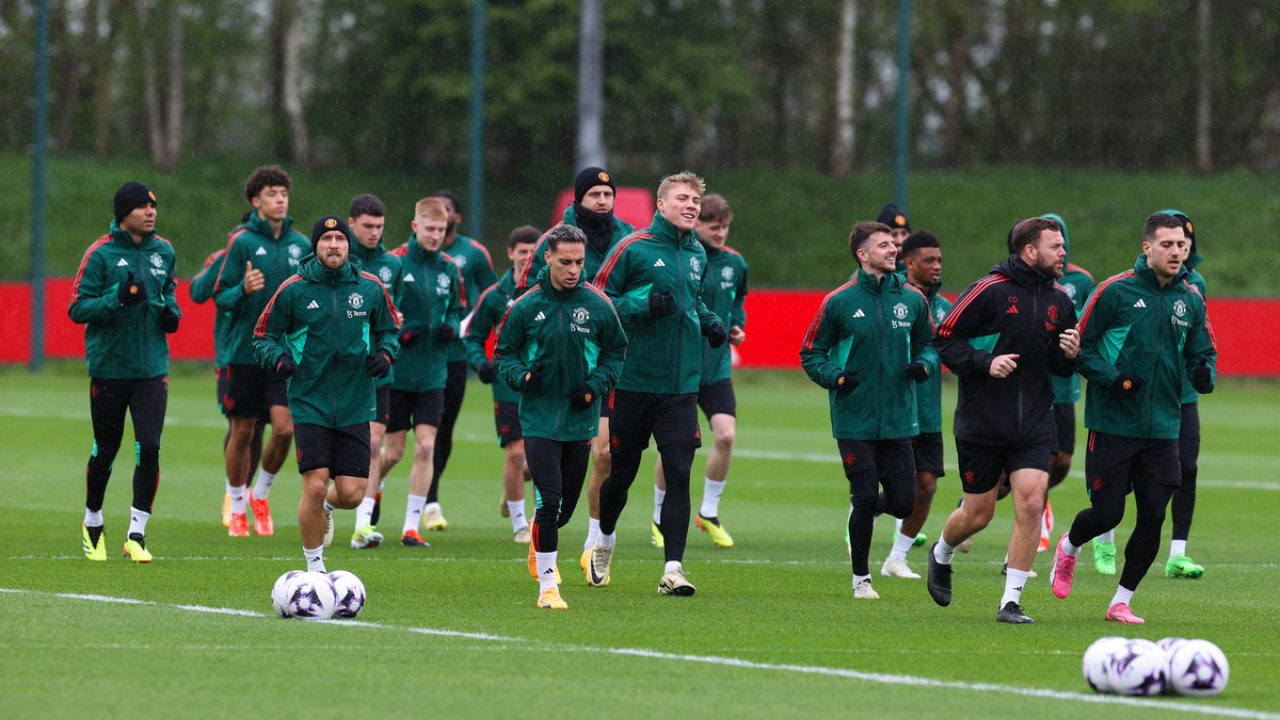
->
3, 280, 1277, 376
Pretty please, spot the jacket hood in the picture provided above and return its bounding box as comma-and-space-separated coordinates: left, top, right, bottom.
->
993, 254, 1058, 290
1040, 213, 1071, 263
1155, 207, 1201, 269
298, 253, 361, 284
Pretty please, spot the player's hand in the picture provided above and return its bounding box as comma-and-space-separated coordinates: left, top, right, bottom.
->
906, 362, 930, 383
1059, 327, 1080, 360
728, 326, 746, 346
434, 324, 456, 344
989, 354, 1020, 378
835, 371, 859, 394
242, 262, 266, 295
400, 329, 419, 347
1191, 361, 1214, 394
477, 362, 496, 384
522, 366, 545, 394
276, 357, 298, 379
568, 382, 595, 408
1112, 373, 1144, 399
649, 291, 676, 318
117, 271, 147, 307
705, 321, 727, 348
161, 307, 180, 333
366, 351, 392, 379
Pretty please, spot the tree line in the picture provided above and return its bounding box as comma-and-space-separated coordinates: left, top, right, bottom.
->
5, 0, 1279, 177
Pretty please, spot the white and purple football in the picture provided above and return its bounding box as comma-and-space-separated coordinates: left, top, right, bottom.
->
271, 570, 304, 618
1169, 640, 1229, 697
1105, 639, 1167, 696
284, 571, 337, 620
328, 570, 366, 619
1083, 636, 1128, 692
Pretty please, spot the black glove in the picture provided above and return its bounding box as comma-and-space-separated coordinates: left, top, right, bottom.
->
276, 357, 298, 379
649, 291, 676, 318
906, 362, 930, 383
477, 362, 496, 384
434, 324, 456, 343
117, 271, 147, 307
568, 382, 596, 408
835, 371, 859, 394
522, 366, 544, 394
161, 307, 180, 333
705, 322, 727, 348
400, 329, 419, 347
1191, 361, 1214, 394
1111, 373, 1144, 399
366, 351, 392, 379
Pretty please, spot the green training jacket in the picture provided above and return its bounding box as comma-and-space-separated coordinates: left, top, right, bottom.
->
190, 246, 236, 367
799, 267, 935, 440
595, 211, 722, 395
465, 269, 521, 404
495, 269, 628, 441
910, 281, 952, 435
441, 233, 497, 363
352, 240, 404, 387
390, 235, 464, 393
212, 213, 311, 366
69, 221, 180, 379
698, 243, 749, 385
1041, 213, 1097, 405
1078, 254, 1217, 440
517, 205, 635, 289
252, 255, 400, 428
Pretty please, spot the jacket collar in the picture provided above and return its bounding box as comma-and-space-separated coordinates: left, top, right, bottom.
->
108, 220, 155, 247
994, 254, 1056, 290
855, 265, 901, 294
406, 234, 441, 263
245, 211, 294, 241
1132, 252, 1188, 290
648, 211, 694, 246
536, 266, 581, 299
351, 241, 385, 263
299, 254, 360, 285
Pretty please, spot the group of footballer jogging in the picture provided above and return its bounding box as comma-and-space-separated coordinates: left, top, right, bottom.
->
71, 164, 1216, 620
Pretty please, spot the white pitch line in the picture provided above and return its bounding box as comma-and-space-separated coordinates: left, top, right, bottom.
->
1, 587, 1275, 720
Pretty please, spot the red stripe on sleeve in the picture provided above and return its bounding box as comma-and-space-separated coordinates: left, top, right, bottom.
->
1076, 270, 1134, 335
936, 275, 1006, 338
801, 279, 857, 351
71, 235, 113, 299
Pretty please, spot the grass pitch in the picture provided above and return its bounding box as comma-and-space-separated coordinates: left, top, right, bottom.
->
1, 367, 1277, 720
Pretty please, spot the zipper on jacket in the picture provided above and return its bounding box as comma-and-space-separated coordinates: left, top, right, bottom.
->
330, 282, 340, 426
874, 279, 885, 439
550, 297, 567, 441
674, 241, 684, 396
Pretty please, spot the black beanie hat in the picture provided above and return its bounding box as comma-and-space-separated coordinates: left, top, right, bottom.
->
876, 203, 910, 233
114, 181, 156, 223
574, 167, 616, 205
311, 215, 352, 254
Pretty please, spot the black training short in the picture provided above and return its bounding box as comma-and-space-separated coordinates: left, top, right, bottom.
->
955, 438, 1053, 494
600, 389, 614, 420
1053, 402, 1077, 456
1084, 429, 1180, 500
837, 437, 916, 480
697, 379, 737, 419
494, 400, 523, 447
609, 389, 702, 453
373, 386, 391, 427
387, 389, 445, 433
218, 363, 289, 418
911, 432, 946, 477
294, 423, 371, 477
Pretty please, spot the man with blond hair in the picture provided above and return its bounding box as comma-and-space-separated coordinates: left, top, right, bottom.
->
380, 198, 464, 547
587, 172, 726, 596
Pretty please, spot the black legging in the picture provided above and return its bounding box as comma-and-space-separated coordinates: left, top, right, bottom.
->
428, 360, 468, 504
525, 438, 591, 554
838, 439, 916, 577
600, 443, 697, 564
1170, 403, 1200, 542
86, 376, 168, 514
1068, 482, 1177, 592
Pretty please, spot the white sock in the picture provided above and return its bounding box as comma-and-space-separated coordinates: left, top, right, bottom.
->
224, 478, 233, 496
934, 538, 957, 565
887, 532, 915, 563
852, 573, 871, 588
1098, 528, 1115, 543
229, 485, 247, 514
253, 468, 277, 500
664, 560, 682, 575
304, 545, 326, 573
598, 532, 616, 549
699, 478, 726, 519
1170, 539, 1187, 558
425, 501, 442, 516
377, 479, 385, 494
1111, 585, 1135, 607
323, 500, 335, 515
127, 507, 150, 537
508, 500, 528, 532
355, 497, 375, 530
84, 509, 104, 527
652, 487, 666, 525
1062, 537, 1081, 557
404, 494, 427, 533
584, 517, 601, 552
1001, 568, 1030, 608
536, 551, 558, 592
894, 517, 904, 536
